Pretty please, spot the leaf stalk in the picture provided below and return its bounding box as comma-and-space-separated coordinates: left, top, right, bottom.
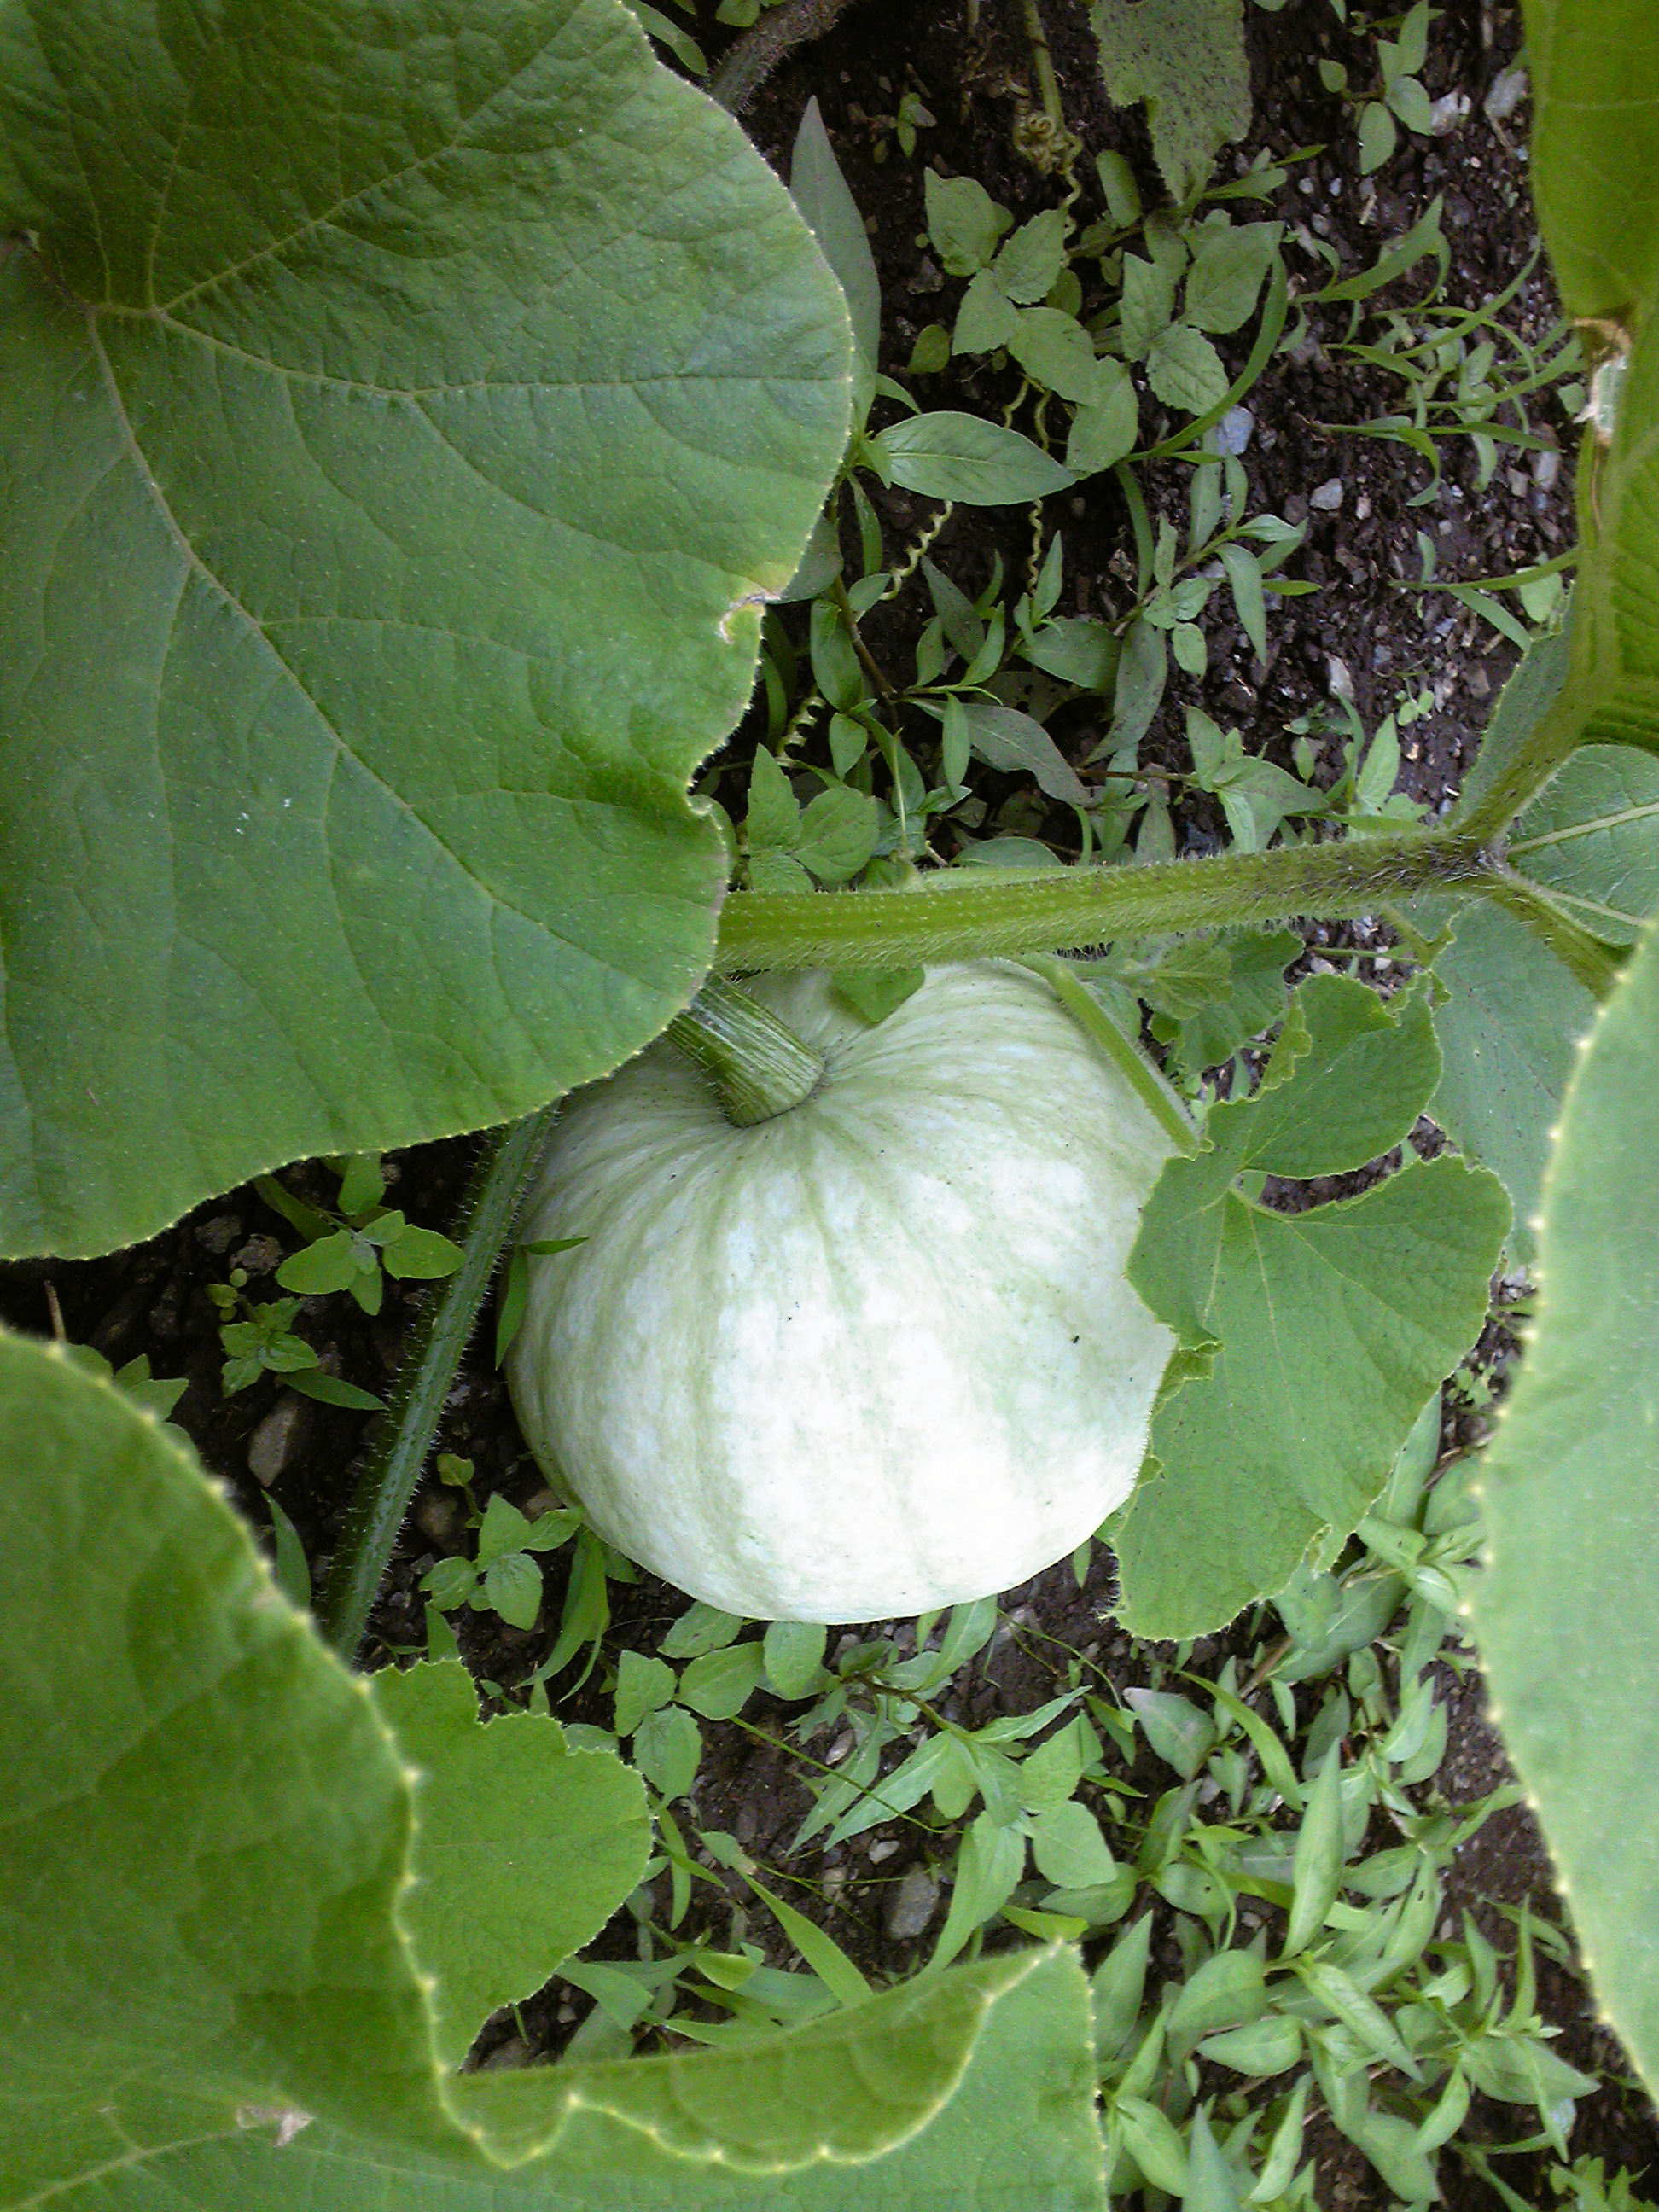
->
1451, 671, 1590, 844
715, 830, 1498, 972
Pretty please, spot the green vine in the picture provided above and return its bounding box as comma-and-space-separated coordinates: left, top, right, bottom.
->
716, 828, 1505, 974
318, 1107, 559, 1662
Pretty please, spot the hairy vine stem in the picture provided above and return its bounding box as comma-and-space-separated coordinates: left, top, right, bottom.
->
318, 1108, 558, 1662
708, 0, 871, 112
715, 827, 1508, 974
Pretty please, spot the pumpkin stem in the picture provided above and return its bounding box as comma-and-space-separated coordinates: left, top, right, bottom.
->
667, 977, 824, 1125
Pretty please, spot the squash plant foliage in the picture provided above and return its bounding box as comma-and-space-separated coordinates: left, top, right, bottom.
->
0, 0, 850, 1260
7, 0, 1659, 2206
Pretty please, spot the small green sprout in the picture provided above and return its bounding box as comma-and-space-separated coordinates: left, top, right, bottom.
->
259, 1153, 464, 1318
420, 1481, 580, 1633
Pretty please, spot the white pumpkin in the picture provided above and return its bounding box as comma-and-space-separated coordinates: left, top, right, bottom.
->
507, 963, 1175, 1622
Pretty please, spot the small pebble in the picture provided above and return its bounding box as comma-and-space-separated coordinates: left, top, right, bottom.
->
476, 2037, 532, 2073
1309, 478, 1345, 512
232, 1234, 284, 1277
1326, 655, 1355, 701
883, 1868, 940, 1941
247, 1393, 308, 1487
868, 1838, 901, 1864
414, 1490, 466, 1548
195, 1214, 243, 1255
1429, 90, 1470, 136
1485, 66, 1528, 121
1532, 446, 1560, 490
1215, 405, 1254, 456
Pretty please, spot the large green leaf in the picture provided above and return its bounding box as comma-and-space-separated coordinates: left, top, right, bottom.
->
1459, 0, 1659, 2105
368, 1662, 649, 2073
0, 1327, 452, 2203
1505, 743, 1659, 940
26, 1948, 1105, 2210
1116, 976, 1510, 1636
0, 1329, 1103, 2208
1523, 0, 1659, 324
1429, 614, 1659, 1263
1429, 737, 1659, 1265
1485, 18, 1659, 792
1471, 918, 1659, 2093
1540, 0, 1659, 769
445, 1946, 1094, 2178
1090, 0, 1251, 202
0, 0, 849, 1258
1569, 300, 1659, 754
1427, 902, 1592, 1269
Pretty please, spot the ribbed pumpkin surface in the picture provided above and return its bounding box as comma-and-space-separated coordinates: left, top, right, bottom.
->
507, 964, 1175, 1621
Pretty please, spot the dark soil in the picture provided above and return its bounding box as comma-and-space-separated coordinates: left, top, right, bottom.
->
717, 0, 1573, 847
7, 2, 1652, 2206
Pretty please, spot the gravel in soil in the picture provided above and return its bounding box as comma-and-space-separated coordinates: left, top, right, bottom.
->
7, 2, 1654, 2204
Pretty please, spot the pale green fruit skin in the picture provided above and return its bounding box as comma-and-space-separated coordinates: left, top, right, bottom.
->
507, 963, 1176, 1622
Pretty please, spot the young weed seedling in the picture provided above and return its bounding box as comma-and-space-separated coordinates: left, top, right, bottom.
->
419, 1462, 581, 1634
260, 1153, 465, 1317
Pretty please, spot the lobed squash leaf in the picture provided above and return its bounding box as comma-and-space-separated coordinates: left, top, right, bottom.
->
1427, 0, 1659, 2110
1470, 917, 1659, 2097
0, 0, 850, 1260
0, 1326, 1107, 2208
368, 1662, 650, 2073
1430, 632, 1659, 1266
1116, 975, 1509, 1637
1090, 0, 1251, 203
